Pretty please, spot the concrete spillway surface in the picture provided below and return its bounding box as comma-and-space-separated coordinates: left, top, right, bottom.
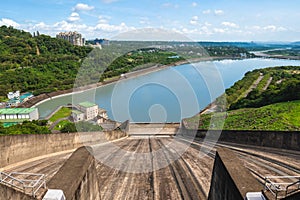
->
2, 137, 300, 199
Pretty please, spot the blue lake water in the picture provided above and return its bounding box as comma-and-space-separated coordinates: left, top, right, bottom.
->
36, 58, 300, 122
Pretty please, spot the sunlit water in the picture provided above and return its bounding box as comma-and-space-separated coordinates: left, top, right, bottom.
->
37, 58, 300, 122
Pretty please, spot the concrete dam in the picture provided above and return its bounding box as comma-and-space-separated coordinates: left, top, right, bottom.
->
0, 123, 300, 200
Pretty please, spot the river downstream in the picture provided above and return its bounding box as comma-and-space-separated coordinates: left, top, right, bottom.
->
36, 58, 300, 122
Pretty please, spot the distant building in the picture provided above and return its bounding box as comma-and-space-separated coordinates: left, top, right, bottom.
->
0, 108, 39, 125
7, 91, 20, 100
6, 91, 33, 107
56, 31, 85, 46
72, 101, 108, 123
93, 38, 110, 45
72, 110, 85, 122
78, 102, 98, 120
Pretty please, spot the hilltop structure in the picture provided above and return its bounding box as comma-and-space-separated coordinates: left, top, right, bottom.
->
56, 31, 85, 46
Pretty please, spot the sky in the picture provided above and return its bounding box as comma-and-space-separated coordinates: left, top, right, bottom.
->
1, 0, 300, 41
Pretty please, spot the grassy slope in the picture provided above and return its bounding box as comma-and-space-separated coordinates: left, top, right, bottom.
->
190, 100, 300, 131
49, 107, 71, 123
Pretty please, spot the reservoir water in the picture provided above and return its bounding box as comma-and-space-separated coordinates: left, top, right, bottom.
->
37, 58, 300, 122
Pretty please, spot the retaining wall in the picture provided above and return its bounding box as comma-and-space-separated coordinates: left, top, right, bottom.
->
0, 131, 125, 168
208, 148, 263, 200
181, 127, 300, 151
47, 146, 101, 200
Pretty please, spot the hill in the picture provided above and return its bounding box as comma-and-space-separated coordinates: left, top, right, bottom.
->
186, 101, 300, 131
0, 26, 92, 97
215, 65, 300, 111
185, 66, 300, 131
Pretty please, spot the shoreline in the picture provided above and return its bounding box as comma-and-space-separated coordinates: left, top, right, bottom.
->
24, 56, 240, 108
23, 55, 293, 109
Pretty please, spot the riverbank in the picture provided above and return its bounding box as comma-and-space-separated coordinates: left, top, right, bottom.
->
251, 49, 300, 60
21, 56, 243, 108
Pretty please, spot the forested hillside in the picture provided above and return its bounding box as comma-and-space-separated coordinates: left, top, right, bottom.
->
0, 26, 92, 97
186, 66, 300, 130
215, 66, 300, 110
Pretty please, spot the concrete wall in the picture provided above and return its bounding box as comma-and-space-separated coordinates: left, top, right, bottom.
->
208, 148, 263, 200
47, 146, 101, 200
180, 126, 300, 151
105, 130, 127, 141
0, 183, 35, 200
0, 131, 125, 168
283, 191, 300, 200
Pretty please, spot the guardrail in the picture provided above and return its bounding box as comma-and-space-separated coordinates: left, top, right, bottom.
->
264, 175, 300, 199
0, 171, 46, 197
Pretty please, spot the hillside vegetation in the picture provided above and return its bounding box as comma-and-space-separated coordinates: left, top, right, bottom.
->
186, 66, 300, 131
0, 26, 92, 96
186, 101, 300, 131
215, 66, 300, 111
0, 26, 186, 95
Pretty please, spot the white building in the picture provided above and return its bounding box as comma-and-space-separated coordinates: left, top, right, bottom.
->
71, 110, 85, 122
77, 102, 99, 120
7, 91, 20, 100
0, 108, 39, 122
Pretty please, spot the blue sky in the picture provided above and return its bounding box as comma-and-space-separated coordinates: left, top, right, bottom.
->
1, 0, 300, 41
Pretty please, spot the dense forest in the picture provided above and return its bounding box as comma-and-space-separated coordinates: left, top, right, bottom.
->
0, 26, 92, 97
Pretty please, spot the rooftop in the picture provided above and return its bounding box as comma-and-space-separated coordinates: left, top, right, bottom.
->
0, 108, 37, 115
72, 110, 84, 115
78, 101, 97, 108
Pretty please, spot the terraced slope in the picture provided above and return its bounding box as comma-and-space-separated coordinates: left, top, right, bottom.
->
187, 100, 300, 130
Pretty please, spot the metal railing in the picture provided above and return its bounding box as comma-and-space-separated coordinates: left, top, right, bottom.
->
0, 171, 46, 197
264, 175, 300, 199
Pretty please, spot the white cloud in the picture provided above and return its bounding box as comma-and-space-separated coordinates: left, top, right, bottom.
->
68, 12, 80, 22
0, 18, 20, 28
247, 25, 287, 33
214, 10, 224, 15
98, 15, 110, 24
101, 0, 118, 3
73, 3, 94, 11
202, 9, 211, 14
190, 16, 199, 25
53, 20, 89, 32
95, 22, 135, 33
190, 20, 197, 25
192, 16, 198, 21
221, 21, 239, 28
32, 22, 50, 30
214, 28, 225, 33
192, 2, 197, 7
162, 3, 179, 9
139, 20, 149, 25
263, 25, 287, 32
204, 22, 212, 26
